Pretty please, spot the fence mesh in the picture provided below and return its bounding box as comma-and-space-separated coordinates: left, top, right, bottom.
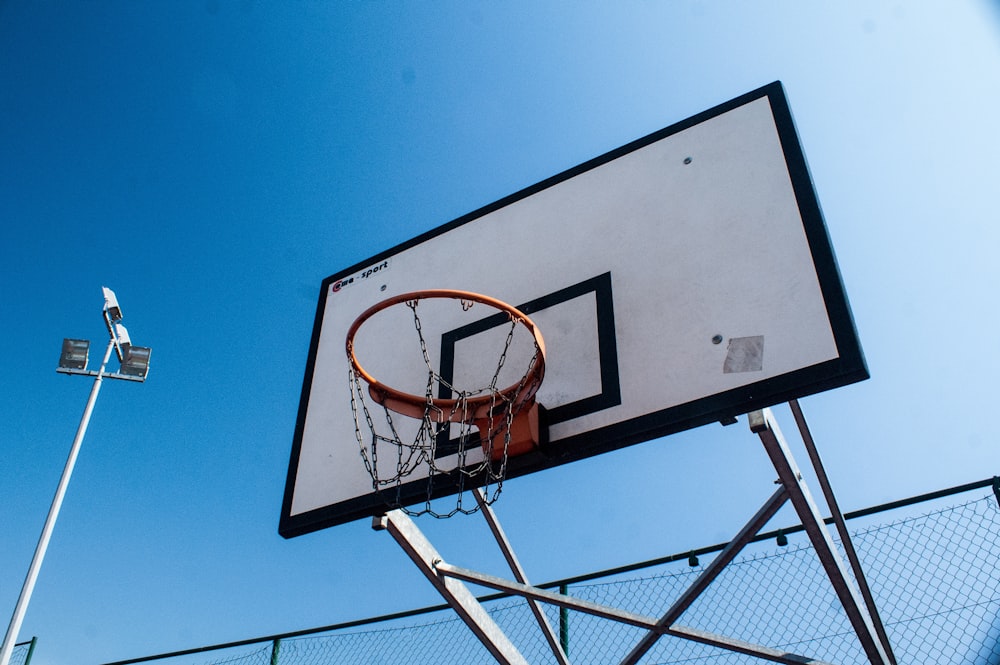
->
117, 486, 1000, 665
9, 640, 36, 665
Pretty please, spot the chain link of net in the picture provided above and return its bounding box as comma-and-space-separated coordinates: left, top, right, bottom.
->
114, 489, 1000, 665
349, 296, 542, 519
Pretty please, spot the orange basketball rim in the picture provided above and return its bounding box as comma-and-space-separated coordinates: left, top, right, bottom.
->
346, 289, 547, 460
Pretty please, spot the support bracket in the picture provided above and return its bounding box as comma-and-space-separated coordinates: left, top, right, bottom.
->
373, 511, 530, 665
375, 405, 895, 665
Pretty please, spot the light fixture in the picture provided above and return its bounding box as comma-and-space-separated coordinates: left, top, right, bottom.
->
113, 322, 131, 362
776, 529, 788, 547
120, 346, 152, 379
59, 339, 90, 370
102, 286, 123, 321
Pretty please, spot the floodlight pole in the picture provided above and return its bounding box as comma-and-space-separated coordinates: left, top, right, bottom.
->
0, 339, 114, 665
0, 289, 150, 665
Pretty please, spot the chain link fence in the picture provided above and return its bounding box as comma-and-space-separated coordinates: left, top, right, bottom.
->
107, 479, 1000, 665
10, 638, 38, 665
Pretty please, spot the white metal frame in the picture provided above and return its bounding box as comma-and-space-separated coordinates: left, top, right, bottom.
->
375, 403, 896, 665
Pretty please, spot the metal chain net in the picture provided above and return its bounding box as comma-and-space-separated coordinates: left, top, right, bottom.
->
167, 487, 1000, 665
348, 296, 543, 519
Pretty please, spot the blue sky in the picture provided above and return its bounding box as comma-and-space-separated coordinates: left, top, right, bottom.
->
2, 2, 1000, 664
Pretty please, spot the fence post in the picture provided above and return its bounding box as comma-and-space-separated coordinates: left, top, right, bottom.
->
23, 638, 37, 665
269, 638, 280, 665
559, 585, 569, 656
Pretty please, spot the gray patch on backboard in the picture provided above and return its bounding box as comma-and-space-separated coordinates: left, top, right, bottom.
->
724, 336, 764, 373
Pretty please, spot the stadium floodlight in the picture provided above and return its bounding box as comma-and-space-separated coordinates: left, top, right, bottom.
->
113, 322, 131, 362
59, 339, 90, 370
120, 346, 152, 379
102, 286, 123, 321
0, 287, 152, 665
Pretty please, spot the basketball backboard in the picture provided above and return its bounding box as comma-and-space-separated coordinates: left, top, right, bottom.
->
279, 81, 867, 538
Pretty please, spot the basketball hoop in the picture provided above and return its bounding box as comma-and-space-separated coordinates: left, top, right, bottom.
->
346, 289, 546, 517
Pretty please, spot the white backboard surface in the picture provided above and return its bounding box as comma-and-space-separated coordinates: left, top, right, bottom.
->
280, 82, 867, 537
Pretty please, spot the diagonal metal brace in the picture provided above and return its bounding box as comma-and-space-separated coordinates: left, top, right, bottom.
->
619, 485, 789, 664
373, 510, 529, 665
375, 407, 892, 665
750, 408, 892, 665
788, 400, 896, 664
618, 408, 892, 665
474, 489, 571, 665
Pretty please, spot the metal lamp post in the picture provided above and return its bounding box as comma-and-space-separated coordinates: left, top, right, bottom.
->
0, 287, 151, 665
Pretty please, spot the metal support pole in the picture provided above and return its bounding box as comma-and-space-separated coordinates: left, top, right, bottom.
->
0, 339, 116, 665
788, 400, 896, 664
473, 489, 570, 665
750, 409, 892, 665
269, 638, 280, 665
375, 408, 890, 665
373, 510, 529, 665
